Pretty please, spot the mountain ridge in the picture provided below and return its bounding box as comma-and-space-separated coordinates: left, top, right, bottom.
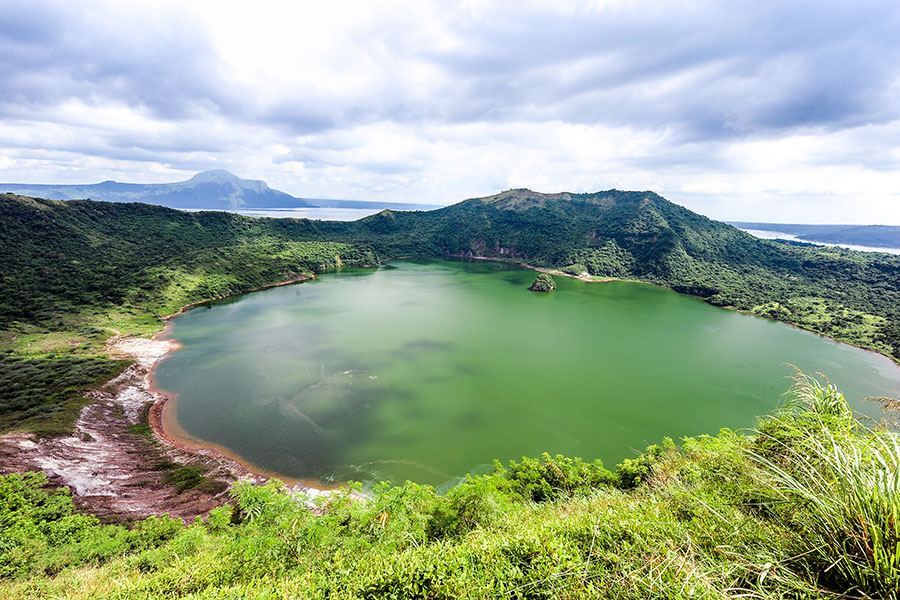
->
0, 170, 439, 211
2, 187, 900, 360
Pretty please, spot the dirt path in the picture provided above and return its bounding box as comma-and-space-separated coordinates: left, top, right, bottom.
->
0, 337, 313, 522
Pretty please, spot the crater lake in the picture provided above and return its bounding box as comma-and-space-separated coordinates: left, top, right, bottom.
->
152, 259, 900, 488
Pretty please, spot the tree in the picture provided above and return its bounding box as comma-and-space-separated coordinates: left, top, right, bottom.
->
529, 273, 555, 292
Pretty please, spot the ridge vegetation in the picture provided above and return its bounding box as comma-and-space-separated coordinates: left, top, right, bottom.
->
4, 189, 899, 362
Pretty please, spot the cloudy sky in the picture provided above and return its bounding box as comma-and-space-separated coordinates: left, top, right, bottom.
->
2, 0, 899, 223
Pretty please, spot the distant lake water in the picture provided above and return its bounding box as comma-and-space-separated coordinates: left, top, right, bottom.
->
183, 207, 428, 221
740, 228, 900, 255
153, 259, 900, 489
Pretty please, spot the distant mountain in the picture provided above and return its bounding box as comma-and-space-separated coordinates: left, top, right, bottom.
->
0, 170, 437, 211
731, 222, 900, 250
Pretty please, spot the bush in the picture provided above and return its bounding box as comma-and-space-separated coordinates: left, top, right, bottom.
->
751, 374, 900, 597
615, 443, 666, 489
499, 453, 614, 502
529, 273, 556, 292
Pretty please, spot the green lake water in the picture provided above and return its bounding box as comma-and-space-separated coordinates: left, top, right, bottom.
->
153, 259, 900, 488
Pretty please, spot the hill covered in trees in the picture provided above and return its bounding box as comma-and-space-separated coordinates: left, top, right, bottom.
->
345, 188, 900, 358
3, 191, 900, 597
3, 189, 900, 361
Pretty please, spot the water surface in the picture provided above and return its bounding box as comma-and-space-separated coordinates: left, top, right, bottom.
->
154, 259, 900, 488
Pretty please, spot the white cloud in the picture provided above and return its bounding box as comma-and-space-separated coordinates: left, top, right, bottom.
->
1, 0, 900, 222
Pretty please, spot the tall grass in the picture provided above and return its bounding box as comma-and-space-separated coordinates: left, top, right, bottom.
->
752, 374, 900, 597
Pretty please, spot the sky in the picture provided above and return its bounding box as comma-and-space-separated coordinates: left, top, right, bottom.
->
1, 0, 900, 223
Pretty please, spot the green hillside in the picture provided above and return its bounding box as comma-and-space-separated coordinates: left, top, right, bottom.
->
2, 192, 900, 597
4, 190, 900, 361
0, 194, 376, 345
3, 376, 899, 598
3, 189, 899, 438
343, 189, 900, 359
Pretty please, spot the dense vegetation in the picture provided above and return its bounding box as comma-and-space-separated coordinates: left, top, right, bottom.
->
0, 354, 129, 435
5, 190, 900, 362
338, 190, 900, 360
2, 376, 899, 598
0, 194, 378, 344
529, 273, 556, 292
4, 189, 900, 437
3, 191, 900, 596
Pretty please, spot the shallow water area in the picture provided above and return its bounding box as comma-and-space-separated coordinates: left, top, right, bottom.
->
153, 259, 900, 488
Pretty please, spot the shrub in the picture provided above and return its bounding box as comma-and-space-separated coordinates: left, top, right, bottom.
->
499, 453, 614, 502
752, 374, 900, 597
529, 273, 556, 292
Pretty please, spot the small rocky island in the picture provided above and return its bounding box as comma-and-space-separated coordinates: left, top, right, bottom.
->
529, 273, 556, 292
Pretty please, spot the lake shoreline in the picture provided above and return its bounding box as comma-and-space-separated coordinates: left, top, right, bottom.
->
0, 336, 239, 522
149, 277, 358, 500
148, 376, 343, 495
154, 258, 900, 488
6, 258, 894, 519
151, 258, 899, 491
0, 272, 360, 522
458, 254, 900, 371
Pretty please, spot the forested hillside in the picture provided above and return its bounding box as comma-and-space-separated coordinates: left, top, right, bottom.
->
0, 194, 377, 344
4, 190, 900, 361
347, 189, 900, 358
3, 193, 900, 598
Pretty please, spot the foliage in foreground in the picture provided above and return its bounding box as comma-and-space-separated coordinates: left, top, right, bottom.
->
2, 376, 899, 598
752, 374, 900, 596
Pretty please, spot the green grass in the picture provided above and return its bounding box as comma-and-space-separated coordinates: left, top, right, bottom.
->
4, 192, 900, 596
0, 354, 129, 435
151, 460, 226, 495
752, 374, 900, 596
2, 376, 897, 598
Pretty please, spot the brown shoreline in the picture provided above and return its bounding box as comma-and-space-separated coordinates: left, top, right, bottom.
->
4, 260, 896, 520
146, 275, 350, 496
151, 258, 899, 484
147, 384, 341, 492
153, 259, 899, 477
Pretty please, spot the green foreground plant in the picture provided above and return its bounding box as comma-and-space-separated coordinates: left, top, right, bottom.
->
752, 374, 900, 597
2, 375, 897, 598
